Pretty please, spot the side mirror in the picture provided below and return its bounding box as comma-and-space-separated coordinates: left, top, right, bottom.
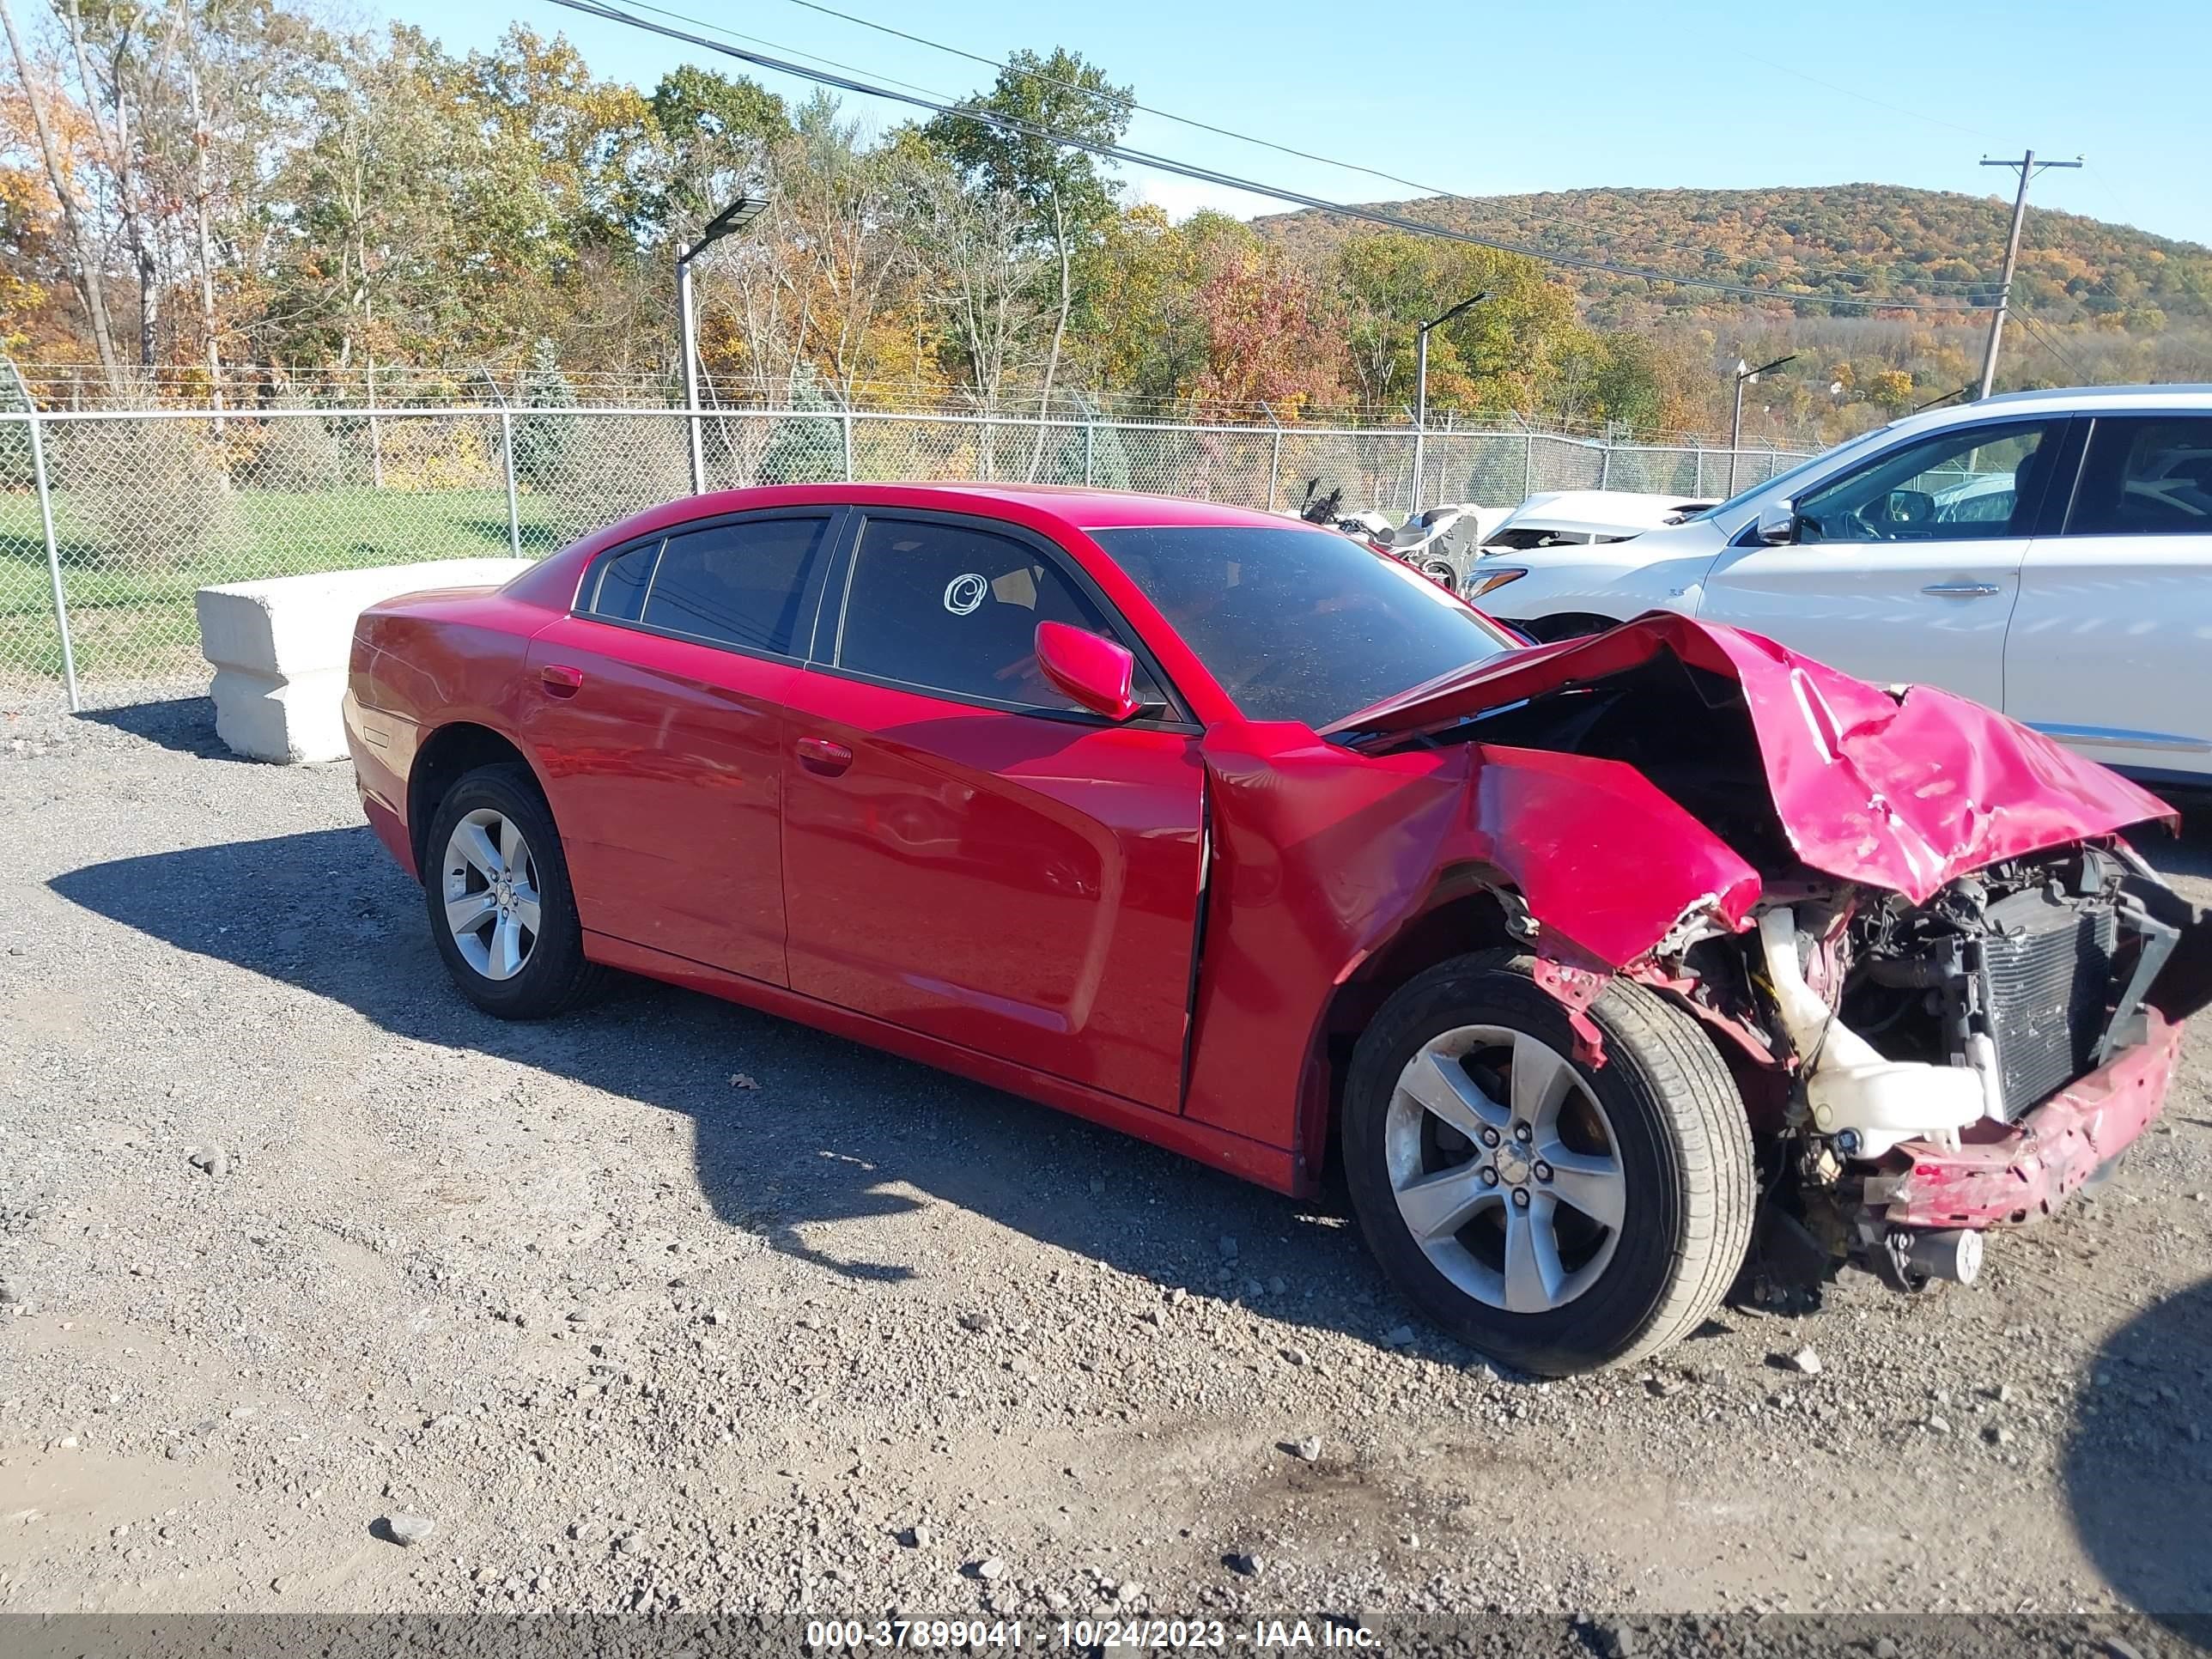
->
1036, 621, 1141, 721
1884, 488, 1936, 527
1754, 497, 1798, 544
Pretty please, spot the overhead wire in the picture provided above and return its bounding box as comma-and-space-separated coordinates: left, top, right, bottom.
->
753, 0, 1996, 296
1734, 51, 2008, 145
546, 0, 1991, 314
2011, 307, 2091, 380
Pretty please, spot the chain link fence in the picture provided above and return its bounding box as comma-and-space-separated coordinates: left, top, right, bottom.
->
0, 403, 1812, 710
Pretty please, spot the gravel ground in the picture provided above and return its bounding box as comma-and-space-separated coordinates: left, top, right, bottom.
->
1, 696, 2209, 1646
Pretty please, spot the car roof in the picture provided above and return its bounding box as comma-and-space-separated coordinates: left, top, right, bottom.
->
674, 480, 1306, 535
1893, 383, 2212, 438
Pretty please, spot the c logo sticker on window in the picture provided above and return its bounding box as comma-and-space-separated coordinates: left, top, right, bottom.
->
943, 573, 988, 616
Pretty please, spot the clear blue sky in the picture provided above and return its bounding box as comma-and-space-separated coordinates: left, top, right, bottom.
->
381, 0, 2212, 248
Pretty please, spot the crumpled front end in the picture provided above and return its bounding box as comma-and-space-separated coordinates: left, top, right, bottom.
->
1877, 1009, 2183, 1231
1328, 611, 2173, 904
1747, 848, 2209, 1291
1313, 613, 2209, 1290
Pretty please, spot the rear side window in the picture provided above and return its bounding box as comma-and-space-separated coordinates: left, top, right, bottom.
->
588, 540, 657, 622
2066, 416, 2212, 537
836, 518, 1162, 712
577, 516, 832, 654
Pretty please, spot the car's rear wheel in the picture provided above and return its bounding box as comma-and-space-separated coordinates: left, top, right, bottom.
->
423, 763, 603, 1019
1342, 950, 1753, 1376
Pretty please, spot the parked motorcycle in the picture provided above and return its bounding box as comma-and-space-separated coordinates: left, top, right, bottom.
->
1365, 504, 1479, 592
1292, 481, 1480, 592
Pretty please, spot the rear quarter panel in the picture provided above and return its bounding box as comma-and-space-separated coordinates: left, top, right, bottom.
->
346, 591, 559, 872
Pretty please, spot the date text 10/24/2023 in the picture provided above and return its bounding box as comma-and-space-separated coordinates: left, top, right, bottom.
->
803, 1618, 1382, 1649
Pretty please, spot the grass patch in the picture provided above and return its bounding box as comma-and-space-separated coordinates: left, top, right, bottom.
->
0, 486, 577, 688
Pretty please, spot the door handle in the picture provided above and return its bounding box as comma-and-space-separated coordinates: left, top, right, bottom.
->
1920, 582, 2002, 598
796, 735, 854, 776
539, 663, 584, 697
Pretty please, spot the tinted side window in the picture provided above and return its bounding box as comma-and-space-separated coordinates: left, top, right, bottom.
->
837, 519, 1161, 712
640, 517, 830, 654
1794, 420, 2063, 543
2066, 416, 2212, 537
588, 540, 658, 622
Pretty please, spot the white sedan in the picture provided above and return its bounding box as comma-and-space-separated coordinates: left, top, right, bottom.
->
1463, 384, 2212, 784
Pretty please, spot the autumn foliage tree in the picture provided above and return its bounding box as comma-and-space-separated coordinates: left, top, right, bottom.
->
1188, 240, 1341, 416
1, 0, 2204, 439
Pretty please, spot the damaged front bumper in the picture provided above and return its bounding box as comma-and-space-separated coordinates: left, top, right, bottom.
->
1868, 1009, 2184, 1230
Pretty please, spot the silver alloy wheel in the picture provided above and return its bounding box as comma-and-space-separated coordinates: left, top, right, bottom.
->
1382, 1024, 1627, 1314
441, 807, 542, 982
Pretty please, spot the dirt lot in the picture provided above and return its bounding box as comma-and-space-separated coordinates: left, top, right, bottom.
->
1, 696, 2209, 1641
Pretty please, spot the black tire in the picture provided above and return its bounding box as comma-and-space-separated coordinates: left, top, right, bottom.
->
1342, 950, 1754, 1376
422, 763, 604, 1020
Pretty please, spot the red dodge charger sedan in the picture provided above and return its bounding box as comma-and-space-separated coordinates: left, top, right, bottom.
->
344, 483, 2209, 1375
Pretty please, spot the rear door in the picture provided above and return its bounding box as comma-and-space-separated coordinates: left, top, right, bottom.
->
1695, 416, 2069, 706
779, 510, 1206, 1110
520, 509, 840, 981
2006, 412, 2212, 778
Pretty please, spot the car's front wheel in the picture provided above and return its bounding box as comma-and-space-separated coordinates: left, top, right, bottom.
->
1342, 951, 1753, 1376
422, 763, 603, 1019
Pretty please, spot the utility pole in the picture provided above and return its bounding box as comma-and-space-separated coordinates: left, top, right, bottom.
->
1977, 151, 2082, 399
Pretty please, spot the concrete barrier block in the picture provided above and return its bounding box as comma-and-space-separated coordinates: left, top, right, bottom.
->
197, 559, 531, 763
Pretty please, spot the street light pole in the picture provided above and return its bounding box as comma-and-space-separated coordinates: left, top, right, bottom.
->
1727, 353, 1796, 495
678, 255, 706, 495
1412, 290, 1486, 511
675, 191, 771, 495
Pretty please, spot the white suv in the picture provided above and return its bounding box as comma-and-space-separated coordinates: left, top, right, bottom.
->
1466, 385, 2212, 784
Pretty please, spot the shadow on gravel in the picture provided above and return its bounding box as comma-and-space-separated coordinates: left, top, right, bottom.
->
2062, 1276, 2212, 1643
51, 828, 1408, 1349
53, 806, 2212, 1367
76, 697, 245, 761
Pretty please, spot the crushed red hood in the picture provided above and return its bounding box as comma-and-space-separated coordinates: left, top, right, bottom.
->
1326, 612, 2173, 904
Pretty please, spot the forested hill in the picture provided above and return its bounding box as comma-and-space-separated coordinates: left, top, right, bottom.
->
1253, 185, 2212, 327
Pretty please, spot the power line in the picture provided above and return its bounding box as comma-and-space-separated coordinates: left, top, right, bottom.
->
754, 0, 1996, 297
546, 0, 1991, 314
1735, 51, 2008, 145
613, 0, 983, 107
2011, 307, 2090, 380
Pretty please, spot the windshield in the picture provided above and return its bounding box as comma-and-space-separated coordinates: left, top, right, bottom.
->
1092, 524, 1516, 728
1681, 423, 1898, 522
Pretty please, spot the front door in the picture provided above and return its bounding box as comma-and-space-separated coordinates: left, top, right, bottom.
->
1696, 416, 2069, 706
520, 509, 839, 981
780, 512, 1206, 1111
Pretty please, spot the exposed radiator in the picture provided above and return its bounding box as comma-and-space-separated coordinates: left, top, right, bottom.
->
1976, 890, 2119, 1118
